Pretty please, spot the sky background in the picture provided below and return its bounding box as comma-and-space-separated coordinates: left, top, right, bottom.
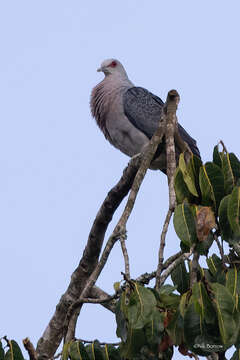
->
0, 1, 240, 358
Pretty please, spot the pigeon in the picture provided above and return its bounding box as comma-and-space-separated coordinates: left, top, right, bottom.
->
90, 58, 200, 171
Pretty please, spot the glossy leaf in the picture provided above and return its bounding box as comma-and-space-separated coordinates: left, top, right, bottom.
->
173, 202, 198, 246
174, 167, 192, 204
179, 153, 198, 197
199, 162, 224, 211
69, 341, 90, 360
206, 254, 223, 276
179, 291, 190, 317
191, 281, 216, 324
230, 153, 240, 183
219, 195, 233, 241
103, 345, 120, 360
144, 309, 164, 347
228, 186, 240, 236
195, 231, 214, 256
4, 341, 24, 360
171, 260, 190, 294
183, 303, 202, 347
166, 310, 184, 346
226, 267, 240, 310
85, 341, 104, 360
0, 342, 4, 360
211, 283, 236, 345
115, 297, 128, 342
222, 152, 235, 194
213, 145, 222, 168
121, 284, 157, 330
119, 327, 145, 359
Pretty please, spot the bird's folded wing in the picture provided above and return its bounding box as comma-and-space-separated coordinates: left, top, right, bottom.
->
123, 86, 201, 159
123, 87, 163, 139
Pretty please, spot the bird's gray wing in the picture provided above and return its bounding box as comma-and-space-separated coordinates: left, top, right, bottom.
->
123, 87, 163, 139
123, 86, 201, 159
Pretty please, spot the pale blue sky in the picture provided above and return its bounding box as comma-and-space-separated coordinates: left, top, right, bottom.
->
0, 1, 240, 358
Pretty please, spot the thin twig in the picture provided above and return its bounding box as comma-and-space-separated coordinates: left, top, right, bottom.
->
76, 339, 120, 346
159, 247, 194, 287
120, 233, 130, 280
219, 140, 228, 153
155, 209, 173, 289
78, 294, 119, 304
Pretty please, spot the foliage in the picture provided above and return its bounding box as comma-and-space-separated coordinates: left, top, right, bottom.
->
0, 339, 24, 360
111, 144, 240, 358
5, 144, 240, 359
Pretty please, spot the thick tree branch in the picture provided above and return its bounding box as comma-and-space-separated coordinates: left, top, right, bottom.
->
155, 90, 179, 289
36, 155, 141, 359
63, 111, 167, 339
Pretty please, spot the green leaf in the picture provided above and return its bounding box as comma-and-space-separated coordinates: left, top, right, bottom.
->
158, 284, 178, 295
174, 167, 192, 204
173, 202, 198, 246
226, 267, 240, 310
195, 231, 214, 256
206, 254, 223, 276
121, 284, 157, 330
199, 162, 225, 212
69, 341, 90, 360
0, 341, 4, 360
213, 145, 222, 168
4, 341, 24, 360
230, 153, 240, 183
115, 298, 128, 342
113, 282, 121, 292
219, 195, 234, 241
119, 327, 145, 359
166, 310, 184, 346
171, 261, 190, 294
191, 281, 216, 324
85, 341, 104, 360
183, 303, 202, 347
222, 152, 235, 194
179, 291, 190, 317
179, 153, 198, 197
228, 186, 240, 236
211, 283, 236, 345
103, 345, 120, 360
144, 309, 164, 347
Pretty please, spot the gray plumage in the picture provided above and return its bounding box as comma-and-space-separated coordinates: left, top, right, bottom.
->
91, 58, 200, 171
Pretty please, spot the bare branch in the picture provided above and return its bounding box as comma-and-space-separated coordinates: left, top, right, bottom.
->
155, 90, 180, 289
165, 89, 179, 210
23, 338, 37, 360
155, 209, 173, 288
159, 247, 194, 287
36, 155, 142, 359
120, 232, 130, 280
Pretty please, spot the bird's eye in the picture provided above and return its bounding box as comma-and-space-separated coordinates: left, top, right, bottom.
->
110, 61, 117, 68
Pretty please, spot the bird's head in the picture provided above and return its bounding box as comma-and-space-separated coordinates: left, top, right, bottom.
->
97, 58, 128, 78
